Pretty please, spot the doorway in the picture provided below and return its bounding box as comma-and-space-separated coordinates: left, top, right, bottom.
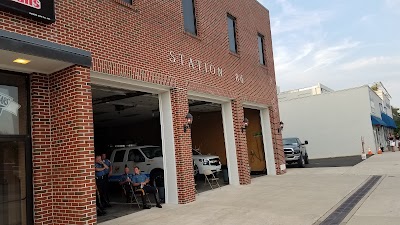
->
0, 138, 30, 225
0, 71, 32, 225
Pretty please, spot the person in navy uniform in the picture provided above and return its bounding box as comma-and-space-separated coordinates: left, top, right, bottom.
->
95, 155, 111, 208
119, 166, 135, 203
132, 166, 162, 209
96, 184, 106, 216
101, 153, 112, 205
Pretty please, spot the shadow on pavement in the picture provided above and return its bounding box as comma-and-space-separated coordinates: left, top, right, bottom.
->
286, 155, 371, 169
99, 172, 230, 223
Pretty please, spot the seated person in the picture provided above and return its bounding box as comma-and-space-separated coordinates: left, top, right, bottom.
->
119, 166, 135, 203
132, 166, 162, 209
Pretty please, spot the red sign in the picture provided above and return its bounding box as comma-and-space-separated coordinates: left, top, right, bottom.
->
11, 0, 41, 10
0, 0, 54, 23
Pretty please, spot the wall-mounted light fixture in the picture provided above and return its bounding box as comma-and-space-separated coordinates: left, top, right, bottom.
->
278, 121, 284, 133
184, 112, 193, 133
241, 118, 249, 133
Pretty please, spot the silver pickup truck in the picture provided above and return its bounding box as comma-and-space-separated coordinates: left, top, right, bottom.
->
283, 137, 309, 168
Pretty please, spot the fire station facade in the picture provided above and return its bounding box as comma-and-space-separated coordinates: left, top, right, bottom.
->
0, 0, 285, 224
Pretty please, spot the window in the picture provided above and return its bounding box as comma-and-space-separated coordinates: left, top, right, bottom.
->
113, 150, 125, 162
128, 149, 145, 162
141, 146, 163, 159
283, 138, 298, 145
227, 14, 237, 53
122, 0, 133, 4
0, 74, 28, 135
379, 103, 383, 112
258, 34, 265, 65
182, 0, 197, 35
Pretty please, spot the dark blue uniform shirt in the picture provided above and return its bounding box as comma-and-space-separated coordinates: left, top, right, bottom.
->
103, 159, 112, 175
120, 173, 134, 183
132, 173, 148, 184
95, 163, 105, 177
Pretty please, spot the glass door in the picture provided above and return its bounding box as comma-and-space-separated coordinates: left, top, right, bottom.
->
0, 139, 27, 225
0, 71, 31, 225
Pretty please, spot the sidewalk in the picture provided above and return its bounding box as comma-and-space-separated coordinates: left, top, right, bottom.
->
99, 152, 400, 225
346, 151, 400, 225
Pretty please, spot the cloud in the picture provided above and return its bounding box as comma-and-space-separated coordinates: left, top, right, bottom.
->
304, 40, 360, 72
274, 43, 315, 72
385, 0, 400, 8
259, 0, 400, 107
340, 56, 400, 70
264, 0, 332, 35
359, 14, 374, 22
385, 0, 400, 13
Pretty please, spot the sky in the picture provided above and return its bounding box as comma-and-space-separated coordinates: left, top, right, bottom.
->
258, 0, 400, 107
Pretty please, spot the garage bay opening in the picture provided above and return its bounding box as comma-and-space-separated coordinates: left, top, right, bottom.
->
244, 108, 267, 178
92, 85, 166, 222
189, 99, 228, 193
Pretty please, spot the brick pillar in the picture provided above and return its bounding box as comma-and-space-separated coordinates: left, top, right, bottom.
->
170, 87, 195, 204
269, 103, 285, 175
231, 100, 251, 185
49, 66, 96, 224
31, 73, 53, 225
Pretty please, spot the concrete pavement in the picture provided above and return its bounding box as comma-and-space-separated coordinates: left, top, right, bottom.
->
346, 151, 400, 225
99, 151, 400, 225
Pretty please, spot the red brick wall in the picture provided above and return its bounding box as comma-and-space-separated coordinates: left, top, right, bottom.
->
31, 73, 53, 224
170, 87, 195, 204
49, 66, 95, 224
30, 66, 96, 225
0, 1, 277, 105
2, 0, 285, 223
231, 100, 251, 184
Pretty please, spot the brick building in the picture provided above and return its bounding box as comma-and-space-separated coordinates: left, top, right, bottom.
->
0, 0, 285, 224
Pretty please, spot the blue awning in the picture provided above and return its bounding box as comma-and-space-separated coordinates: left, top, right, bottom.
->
381, 113, 397, 129
371, 115, 387, 127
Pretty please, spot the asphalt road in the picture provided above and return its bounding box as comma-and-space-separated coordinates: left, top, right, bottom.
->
286, 155, 371, 168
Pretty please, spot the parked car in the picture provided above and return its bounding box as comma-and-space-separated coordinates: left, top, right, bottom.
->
108, 145, 221, 184
109, 145, 163, 183
192, 148, 222, 175
283, 138, 309, 168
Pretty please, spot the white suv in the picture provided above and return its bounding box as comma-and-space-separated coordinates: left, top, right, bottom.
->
109, 145, 164, 183
192, 149, 222, 174
108, 145, 222, 183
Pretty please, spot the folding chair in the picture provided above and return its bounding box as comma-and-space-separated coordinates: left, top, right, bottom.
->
133, 186, 153, 208
203, 169, 221, 189
122, 183, 152, 208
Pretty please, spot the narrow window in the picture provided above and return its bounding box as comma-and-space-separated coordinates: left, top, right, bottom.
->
258, 34, 265, 65
122, 0, 133, 4
182, 0, 197, 35
227, 14, 237, 53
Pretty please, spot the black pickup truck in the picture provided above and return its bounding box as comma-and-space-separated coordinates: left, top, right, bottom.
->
283, 137, 309, 168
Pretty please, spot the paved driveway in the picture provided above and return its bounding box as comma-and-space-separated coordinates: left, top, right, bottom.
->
287, 155, 367, 169
99, 172, 367, 225
99, 152, 400, 225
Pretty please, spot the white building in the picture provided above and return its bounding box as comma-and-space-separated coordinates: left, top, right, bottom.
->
278, 82, 396, 159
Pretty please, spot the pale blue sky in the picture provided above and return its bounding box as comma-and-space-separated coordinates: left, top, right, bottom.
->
258, 0, 400, 107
